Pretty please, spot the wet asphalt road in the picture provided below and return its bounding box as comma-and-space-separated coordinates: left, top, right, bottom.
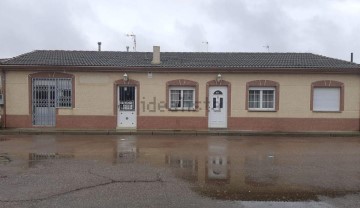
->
0, 135, 359, 207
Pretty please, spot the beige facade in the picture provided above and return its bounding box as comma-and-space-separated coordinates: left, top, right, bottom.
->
5, 70, 360, 119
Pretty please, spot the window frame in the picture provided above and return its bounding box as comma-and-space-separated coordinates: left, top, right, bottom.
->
312, 87, 341, 112
311, 80, 344, 113
168, 86, 196, 110
32, 77, 73, 109
248, 87, 276, 111
245, 80, 279, 112
166, 79, 199, 112
55, 78, 73, 108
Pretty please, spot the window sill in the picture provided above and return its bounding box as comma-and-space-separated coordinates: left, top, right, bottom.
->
248, 109, 277, 112
168, 108, 197, 112
312, 110, 342, 113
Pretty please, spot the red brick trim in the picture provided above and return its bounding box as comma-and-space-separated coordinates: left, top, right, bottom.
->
5, 115, 359, 131
229, 117, 358, 131
28, 72, 75, 127
245, 80, 280, 111
29, 72, 74, 78
138, 116, 207, 130
206, 79, 231, 120
5, 115, 32, 128
166, 79, 199, 111
310, 80, 344, 112
56, 115, 116, 129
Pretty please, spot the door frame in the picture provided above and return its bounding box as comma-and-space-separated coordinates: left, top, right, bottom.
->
32, 80, 57, 126
113, 79, 140, 128
29, 72, 75, 127
206, 79, 231, 129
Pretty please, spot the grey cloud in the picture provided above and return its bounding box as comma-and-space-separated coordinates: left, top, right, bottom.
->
174, 22, 207, 52
0, 0, 359, 62
204, 0, 295, 52
0, 0, 89, 57
204, 0, 359, 61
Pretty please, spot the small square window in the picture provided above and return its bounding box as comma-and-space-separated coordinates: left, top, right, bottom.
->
169, 87, 195, 110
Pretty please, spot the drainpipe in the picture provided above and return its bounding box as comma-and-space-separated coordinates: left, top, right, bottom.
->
1, 70, 5, 128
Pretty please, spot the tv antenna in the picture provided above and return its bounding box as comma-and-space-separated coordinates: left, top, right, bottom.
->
263, 45, 270, 52
202, 41, 209, 52
126, 33, 136, 52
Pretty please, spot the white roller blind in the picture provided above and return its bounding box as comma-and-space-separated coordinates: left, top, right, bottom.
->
313, 88, 340, 111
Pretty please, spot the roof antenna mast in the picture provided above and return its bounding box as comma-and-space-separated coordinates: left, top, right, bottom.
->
263, 45, 270, 52
202, 41, 209, 52
126, 33, 136, 52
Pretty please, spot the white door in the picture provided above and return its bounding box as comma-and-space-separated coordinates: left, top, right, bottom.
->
208, 86, 227, 128
117, 86, 137, 128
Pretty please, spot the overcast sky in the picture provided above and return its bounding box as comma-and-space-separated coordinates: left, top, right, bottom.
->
1, 0, 359, 62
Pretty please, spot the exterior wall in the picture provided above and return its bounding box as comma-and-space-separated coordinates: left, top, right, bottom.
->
4, 70, 360, 131
5, 71, 29, 115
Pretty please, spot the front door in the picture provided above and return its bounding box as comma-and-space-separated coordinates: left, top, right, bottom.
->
117, 86, 137, 128
208, 86, 227, 128
32, 78, 56, 126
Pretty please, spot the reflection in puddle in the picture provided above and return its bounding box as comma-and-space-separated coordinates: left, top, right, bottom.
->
28, 153, 74, 167
206, 140, 230, 184
1, 135, 359, 201
0, 153, 11, 164
244, 155, 278, 187
166, 154, 198, 182
0, 137, 10, 142
113, 138, 137, 164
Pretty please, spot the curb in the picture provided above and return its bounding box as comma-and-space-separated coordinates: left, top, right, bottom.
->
1, 129, 360, 137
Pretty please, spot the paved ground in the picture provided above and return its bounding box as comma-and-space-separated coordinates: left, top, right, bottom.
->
1, 160, 358, 208
0, 135, 359, 207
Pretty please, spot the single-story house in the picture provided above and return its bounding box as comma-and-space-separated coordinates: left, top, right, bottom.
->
1, 46, 359, 131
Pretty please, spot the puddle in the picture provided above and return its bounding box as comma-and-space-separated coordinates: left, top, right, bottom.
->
0, 137, 11, 142
0, 135, 359, 201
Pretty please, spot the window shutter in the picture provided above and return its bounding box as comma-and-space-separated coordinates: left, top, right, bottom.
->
313, 88, 340, 111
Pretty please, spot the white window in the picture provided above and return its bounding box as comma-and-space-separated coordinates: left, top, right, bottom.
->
169, 87, 195, 110
313, 88, 340, 111
248, 87, 275, 111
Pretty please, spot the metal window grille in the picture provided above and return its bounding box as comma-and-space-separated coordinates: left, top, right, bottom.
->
32, 78, 72, 126
32, 78, 72, 108
119, 86, 135, 111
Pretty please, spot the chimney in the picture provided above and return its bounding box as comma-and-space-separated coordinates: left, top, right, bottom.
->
98, 42, 102, 51
126, 46, 129, 52
151, 46, 161, 65
351, 52, 353, 63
